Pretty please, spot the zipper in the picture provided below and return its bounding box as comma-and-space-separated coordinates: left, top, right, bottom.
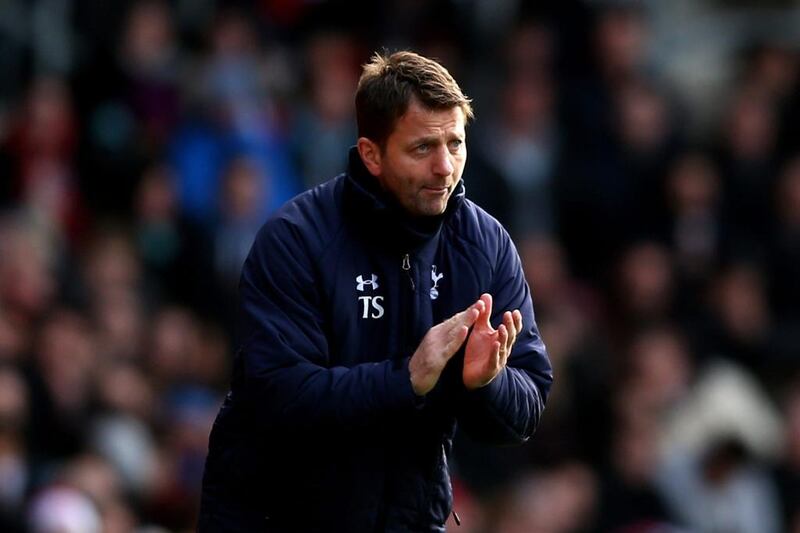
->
402, 253, 415, 291
442, 443, 461, 526
442, 444, 461, 526
400, 253, 416, 357
403, 254, 457, 525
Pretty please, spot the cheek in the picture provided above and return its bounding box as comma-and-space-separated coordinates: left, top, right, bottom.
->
451, 157, 466, 181
400, 162, 427, 188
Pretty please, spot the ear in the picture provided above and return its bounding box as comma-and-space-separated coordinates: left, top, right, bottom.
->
357, 137, 382, 177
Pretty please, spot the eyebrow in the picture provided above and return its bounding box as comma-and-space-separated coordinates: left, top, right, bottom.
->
409, 135, 439, 146
408, 133, 464, 147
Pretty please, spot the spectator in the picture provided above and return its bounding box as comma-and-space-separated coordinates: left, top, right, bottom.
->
290, 30, 359, 188
715, 86, 779, 254
663, 152, 725, 290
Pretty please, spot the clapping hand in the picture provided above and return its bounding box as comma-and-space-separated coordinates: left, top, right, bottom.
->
463, 293, 522, 390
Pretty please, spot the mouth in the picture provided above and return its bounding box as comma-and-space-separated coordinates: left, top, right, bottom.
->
422, 185, 450, 195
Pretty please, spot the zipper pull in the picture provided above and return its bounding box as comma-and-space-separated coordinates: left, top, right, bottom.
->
452, 510, 461, 526
402, 253, 415, 291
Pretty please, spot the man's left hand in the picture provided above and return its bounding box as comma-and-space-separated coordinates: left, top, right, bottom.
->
463, 293, 523, 390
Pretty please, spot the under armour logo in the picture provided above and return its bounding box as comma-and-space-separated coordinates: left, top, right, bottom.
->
356, 273, 383, 318
356, 274, 379, 292
430, 265, 444, 300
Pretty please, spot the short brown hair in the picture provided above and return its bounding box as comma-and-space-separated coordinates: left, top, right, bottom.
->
355, 51, 474, 147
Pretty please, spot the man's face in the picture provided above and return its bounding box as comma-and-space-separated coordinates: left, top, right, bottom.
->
372, 98, 467, 217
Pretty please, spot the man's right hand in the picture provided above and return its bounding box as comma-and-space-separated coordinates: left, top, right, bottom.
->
409, 299, 485, 396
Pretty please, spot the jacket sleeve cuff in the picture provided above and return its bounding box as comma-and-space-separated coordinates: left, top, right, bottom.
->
465, 366, 506, 405
388, 356, 426, 410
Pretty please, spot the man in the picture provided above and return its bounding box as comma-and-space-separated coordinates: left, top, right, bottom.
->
199, 51, 553, 532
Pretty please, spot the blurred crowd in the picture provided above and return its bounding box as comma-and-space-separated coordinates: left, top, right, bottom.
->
2, 1, 800, 532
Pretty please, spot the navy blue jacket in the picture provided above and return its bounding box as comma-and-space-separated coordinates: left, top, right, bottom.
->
199, 149, 553, 532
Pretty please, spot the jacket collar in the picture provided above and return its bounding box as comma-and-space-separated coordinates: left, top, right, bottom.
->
343, 147, 465, 250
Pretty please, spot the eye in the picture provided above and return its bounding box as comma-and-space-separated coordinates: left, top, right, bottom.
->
448, 139, 464, 151
415, 143, 430, 154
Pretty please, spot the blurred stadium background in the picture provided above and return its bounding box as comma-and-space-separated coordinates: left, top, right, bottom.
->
3, 0, 800, 531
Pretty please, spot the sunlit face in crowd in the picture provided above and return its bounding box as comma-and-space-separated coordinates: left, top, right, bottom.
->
360, 97, 467, 217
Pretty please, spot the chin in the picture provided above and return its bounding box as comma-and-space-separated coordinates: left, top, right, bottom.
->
422, 203, 448, 216
407, 196, 449, 217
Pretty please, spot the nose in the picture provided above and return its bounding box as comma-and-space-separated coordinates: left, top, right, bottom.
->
431, 146, 454, 177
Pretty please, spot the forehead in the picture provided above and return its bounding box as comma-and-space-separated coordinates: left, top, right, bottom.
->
390, 99, 466, 141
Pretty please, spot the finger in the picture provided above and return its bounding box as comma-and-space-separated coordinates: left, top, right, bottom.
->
504, 311, 517, 350
445, 325, 470, 355
492, 340, 502, 367
508, 310, 523, 353
442, 325, 469, 359
462, 306, 480, 327
497, 324, 509, 360
470, 298, 486, 323
451, 302, 481, 330
503, 311, 515, 335
479, 293, 493, 330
